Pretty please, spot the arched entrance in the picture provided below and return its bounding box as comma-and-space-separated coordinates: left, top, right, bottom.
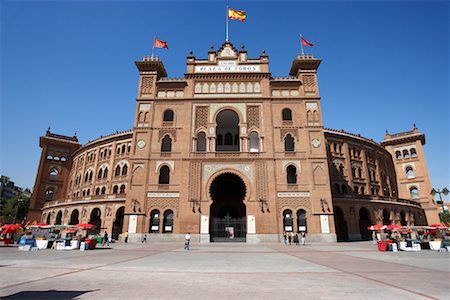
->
112, 207, 124, 240
209, 173, 246, 242
69, 209, 79, 225
334, 206, 348, 241
89, 208, 102, 235
359, 207, 372, 240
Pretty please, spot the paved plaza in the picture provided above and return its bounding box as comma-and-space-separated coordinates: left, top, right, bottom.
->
1, 241, 449, 299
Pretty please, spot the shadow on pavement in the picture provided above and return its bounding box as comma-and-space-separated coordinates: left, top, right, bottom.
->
2, 289, 99, 299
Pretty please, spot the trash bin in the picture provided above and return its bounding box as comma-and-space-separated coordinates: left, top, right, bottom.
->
377, 241, 388, 251
97, 237, 103, 244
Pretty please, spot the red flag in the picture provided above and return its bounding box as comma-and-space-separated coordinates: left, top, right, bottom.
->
301, 37, 314, 47
154, 38, 169, 49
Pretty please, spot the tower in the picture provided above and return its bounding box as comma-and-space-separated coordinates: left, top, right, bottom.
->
381, 125, 439, 224
28, 129, 80, 222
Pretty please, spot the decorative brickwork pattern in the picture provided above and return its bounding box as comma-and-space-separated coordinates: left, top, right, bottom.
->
247, 106, 260, 129
303, 75, 316, 93
195, 106, 209, 130
147, 198, 179, 213
141, 77, 154, 95
189, 162, 202, 200
255, 161, 268, 201
280, 128, 298, 141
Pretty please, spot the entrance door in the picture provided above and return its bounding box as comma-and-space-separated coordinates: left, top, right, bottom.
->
210, 173, 247, 242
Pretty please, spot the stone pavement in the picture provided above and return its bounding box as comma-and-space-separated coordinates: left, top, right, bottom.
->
0, 241, 449, 299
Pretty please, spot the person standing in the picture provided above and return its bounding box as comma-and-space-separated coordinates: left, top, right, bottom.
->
124, 231, 128, 243
301, 231, 306, 245
184, 232, 191, 250
142, 234, 147, 243
293, 233, 299, 245
103, 231, 109, 246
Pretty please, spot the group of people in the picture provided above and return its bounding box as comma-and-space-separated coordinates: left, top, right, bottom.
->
283, 231, 306, 245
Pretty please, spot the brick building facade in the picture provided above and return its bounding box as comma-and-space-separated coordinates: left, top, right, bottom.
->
28, 42, 440, 242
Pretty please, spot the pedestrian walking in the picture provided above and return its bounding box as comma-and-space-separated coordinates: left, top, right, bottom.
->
103, 231, 109, 246
142, 233, 147, 243
124, 231, 128, 243
301, 231, 306, 245
288, 232, 292, 245
184, 232, 191, 250
284, 232, 289, 245
293, 233, 299, 245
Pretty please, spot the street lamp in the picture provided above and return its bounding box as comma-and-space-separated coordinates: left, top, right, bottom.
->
430, 187, 449, 213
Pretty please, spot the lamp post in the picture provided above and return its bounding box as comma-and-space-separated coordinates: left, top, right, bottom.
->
430, 187, 449, 214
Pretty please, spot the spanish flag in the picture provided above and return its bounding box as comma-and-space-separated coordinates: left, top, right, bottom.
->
228, 8, 246, 22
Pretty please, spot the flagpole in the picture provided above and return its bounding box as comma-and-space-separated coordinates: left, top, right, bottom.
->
152, 36, 155, 59
300, 34, 304, 56
226, 6, 229, 42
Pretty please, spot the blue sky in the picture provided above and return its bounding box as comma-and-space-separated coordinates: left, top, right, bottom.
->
1, 1, 449, 202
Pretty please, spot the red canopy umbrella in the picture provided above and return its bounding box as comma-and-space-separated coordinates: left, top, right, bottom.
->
386, 224, 403, 230
429, 223, 446, 228
367, 224, 387, 231
75, 223, 96, 230
33, 223, 49, 227
1, 223, 22, 234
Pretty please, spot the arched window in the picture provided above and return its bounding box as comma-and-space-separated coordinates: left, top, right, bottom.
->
286, 165, 297, 184
351, 166, 356, 178
358, 168, 362, 178
82, 190, 86, 197
403, 149, 409, 159
161, 135, 172, 152
216, 109, 240, 152
406, 166, 414, 178
149, 210, 160, 233
284, 134, 295, 152
86, 189, 90, 196
163, 210, 174, 233
122, 164, 128, 176
339, 165, 344, 176
113, 185, 119, 194
97, 169, 103, 179
159, 166, 170, 184
88, 170, 93, 181
282, 108, 292, 121
95, 187, 100, 195
55, 211, 62, 225
45, 188, 55, 200
249, 132, 259, 152
115, 165, 121, 177
101, 187, 106, 194
103, 167, 108, 179
409, 186, 419, 199
283, 209, 293, 232
119, 184, 126, 194
410, 148, 417, 157
395, 151, 402, 160
341, 184, 348, 193
163, 109, 174, 122
49, 168, 58, 180
196, 132, 206, 152
297, 209, 307, 232
361, 187, 365, 195
84, 171, 89, 182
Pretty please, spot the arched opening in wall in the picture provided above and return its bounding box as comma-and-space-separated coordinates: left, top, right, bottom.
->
282, 108, 292, 121
163, 109, 174, 122
46, 213, 51, 225
410, 186, 419, 199
358, 207, 372, 240
216, 110, 240, 152
49, 168, 58, 180
122, 165, 128, 176
161, 135, 172, 152
403, 149, 409, 159
112, 207, 125, 240
284, 134, 295, 152
249, 131, 259, 152
383, 209, 390, 225
210, 173, 246, 242
45, 188, 55, 200
163, 210, 174, 233
406, 166, 414, 178
119, 185, 126, 194
158, 166, 170, 184
55, 211, 63, 225
286, 165, 297, 184
395, 151, 402, 160
69, 209, 79, 225
400, 211, 407, 226
196, 132, 206, 152
333, 206, 348, 242
297, 209, 307, 232
283, 209, 294, 233
89, 208, 102, 235
149, 209, 160, 233
410, 148, 417, 157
